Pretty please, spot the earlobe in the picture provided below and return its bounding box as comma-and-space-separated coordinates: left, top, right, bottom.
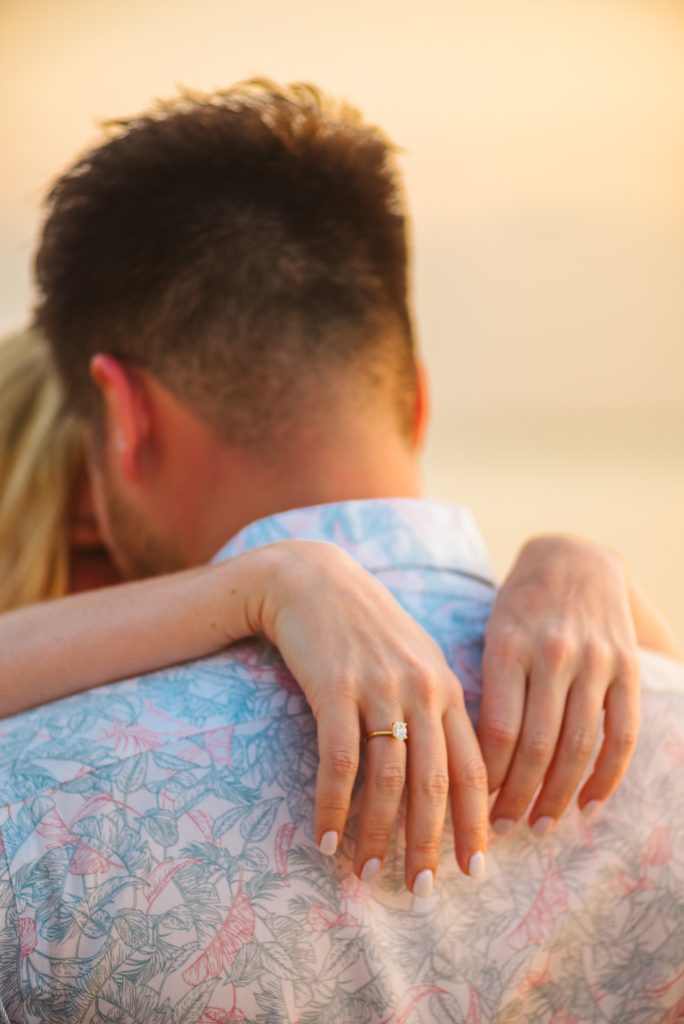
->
90, 354, 152, 480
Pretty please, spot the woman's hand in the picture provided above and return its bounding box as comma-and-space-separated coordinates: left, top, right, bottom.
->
257, 541, 488, 895
478, 535, 642, 836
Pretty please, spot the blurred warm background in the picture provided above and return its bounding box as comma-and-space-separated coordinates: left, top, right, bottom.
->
1, 0, 683, 629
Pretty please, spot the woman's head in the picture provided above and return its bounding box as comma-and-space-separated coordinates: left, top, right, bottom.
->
0, 328, 115, 611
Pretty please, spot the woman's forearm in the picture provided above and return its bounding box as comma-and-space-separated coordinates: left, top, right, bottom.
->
0, 548, 280, 718
627, 573, 684, 662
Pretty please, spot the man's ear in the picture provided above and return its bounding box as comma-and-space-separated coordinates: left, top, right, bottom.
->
411, 358, 430, 451
90, 354, 154, 480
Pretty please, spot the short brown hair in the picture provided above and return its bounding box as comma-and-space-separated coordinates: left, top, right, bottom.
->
35, 80, 417, 449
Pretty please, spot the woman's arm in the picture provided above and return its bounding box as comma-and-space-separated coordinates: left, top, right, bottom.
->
0, 540, 491, 890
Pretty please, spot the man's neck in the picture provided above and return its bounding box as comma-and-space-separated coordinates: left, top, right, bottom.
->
175, 427, 423, 567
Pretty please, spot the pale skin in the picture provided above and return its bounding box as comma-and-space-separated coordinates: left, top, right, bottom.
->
9, 351, 676, 897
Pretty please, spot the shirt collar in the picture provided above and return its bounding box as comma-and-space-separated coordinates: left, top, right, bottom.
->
213, 498, 496, 585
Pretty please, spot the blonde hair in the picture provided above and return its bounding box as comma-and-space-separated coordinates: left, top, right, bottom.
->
0, 329, 83, 611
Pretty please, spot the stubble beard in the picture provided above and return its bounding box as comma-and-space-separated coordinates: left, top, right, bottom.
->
100, 475, 186, 581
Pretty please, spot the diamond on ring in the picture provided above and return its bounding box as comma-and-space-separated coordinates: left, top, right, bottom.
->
364, 720, 409, 743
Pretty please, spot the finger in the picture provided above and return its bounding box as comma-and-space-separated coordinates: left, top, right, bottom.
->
353, 712, 407, 883
527, 679, 604, 829
577, 669, 640, 817
489, 660, 571, 834
477, 631, 528, 793
315, 706, 360, 856
404, 710, 449, 897
444, 702, 489, 879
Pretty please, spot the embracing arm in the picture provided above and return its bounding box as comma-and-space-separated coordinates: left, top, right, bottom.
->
0, 551, 280, 718
0, 541, 490, 888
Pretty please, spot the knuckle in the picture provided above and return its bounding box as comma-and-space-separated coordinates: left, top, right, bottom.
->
612, 728, 638, 754
419, 769, 449, 804
328, 670, 357, 705
584, 638, 613, 672
407, 667, 440, 707
480, 718, 518, 750
566, 726, 595, 759
364, 824, 392, 848
317, 796, 349, 815
459, 819, 488, 846
614, 647, 640, 684
411, 837, 442, 860
368, 672, 396, 702
488, 626, 527, 666
520, 730, 553, 764
326, 748, 359, 781
456, 757, 489, 792
375, 760, 406, 796
542, 626, 577, 666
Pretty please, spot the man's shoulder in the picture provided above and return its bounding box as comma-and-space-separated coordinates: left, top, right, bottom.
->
0, 639, 304, 811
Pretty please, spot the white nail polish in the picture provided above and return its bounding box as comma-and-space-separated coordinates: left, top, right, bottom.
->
468, 851, 486, 880
531, 816, 555, 837
492, 818, 516, 837
581, 800, 602, 819
360, 858, 381, 882
412, 869, 434, 898
319, 830, 338, 856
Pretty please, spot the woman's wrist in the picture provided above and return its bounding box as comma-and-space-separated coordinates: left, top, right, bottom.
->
235, 539, 354, 648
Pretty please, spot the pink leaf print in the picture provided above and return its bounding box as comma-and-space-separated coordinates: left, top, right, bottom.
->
644, 966, 684, 998
663, 730, 684, 765
201, 1010, 247, 1023
550, 1012, 579, 1024
383, 985, 448, 1024
71, 794, 138, 823
274, 823, 296, 883
182, 890, 255, 986
611, 872, 652, 897
464, 987, 482, 1024
176, 745, 206, 763
306, 905, 349, 932
204, 726, 235, 768
662, 995, 684, 1023
507, 860, 569, 950
517, 951, 552, 995
69, 843, 119, 876
37, 809, 120, 876
143, 699, 186, 728
36, 809, 74, 848
144, 857, 201, 910
188, 810, 216, 845
104, 721, 162, 755
0, 831, 5, 856
18, 918, 37, 958
340, 871, 374, 904
642, 826, 673, 868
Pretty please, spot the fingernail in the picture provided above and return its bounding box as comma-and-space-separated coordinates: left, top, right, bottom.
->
360, 857, 381, 883
531, 816, 555, 837
319, 830, 338, 856
468, 851, 486, 880
581, 799, 602, 820
412, 869, 434, 898
492, 817, 516, 837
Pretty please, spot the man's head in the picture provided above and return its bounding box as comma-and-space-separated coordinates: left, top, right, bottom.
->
35, 80, 427, 577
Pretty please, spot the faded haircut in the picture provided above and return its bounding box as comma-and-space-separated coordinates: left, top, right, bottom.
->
34, 79, 418, 451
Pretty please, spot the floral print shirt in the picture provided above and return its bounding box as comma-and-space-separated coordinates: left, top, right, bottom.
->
0, 499, 682, 1023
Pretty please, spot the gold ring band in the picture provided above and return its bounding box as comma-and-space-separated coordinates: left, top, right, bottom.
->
365, 721, 408, 743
